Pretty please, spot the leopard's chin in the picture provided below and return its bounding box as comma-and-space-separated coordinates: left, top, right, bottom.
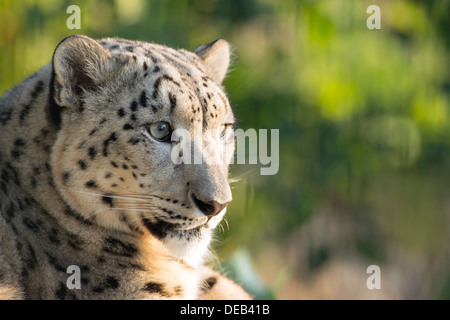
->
140, 210, 227, 267
163, 226, 212, 267
141, 217, 213, 266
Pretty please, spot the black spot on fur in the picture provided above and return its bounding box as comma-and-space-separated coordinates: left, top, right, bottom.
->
142, 282, 170, 296
103, 132, 118, 157
102, 237, 138, 257
1, 170, 10, 184
24, 243, 38, 269
161, 74, 180, 87
5, 203, 15, 218
128, 138, 141, 145
14, 138, 26, 147
92, 276, 119, 294
19, 104, 33, 124
204, 277, 217, 291
174, 286, 183, 295
0, 108, 12, 125
117, 262, 145, 271
31, 177, 37, 188
85, 180, 98, 189
63, 207, 92, 226
67, 234, 84, 250
45, 252, 66, 273
33, 128, 51, 151
162, 208, 174, 215
123, 123, 134, 130
102, 195, 114, 207
78, 99, 85, 113
48, 70, 62, 127
92, 286, 104, 293
105, 276, 119, 289
48, 229, 61, 245
21, 268, 29, 278
117, 108, 126, 117
168, 92, 177, 112
11, 138, 26, 158
139, 90, 147, 107
22, 217, 39, 233
88, 146, 98, 160
78, 159, 87, 170
62, 171, 71, 183
111, 161, 119, 168
56, 282, 68, 300
130, 100, 138, 112
152, 77, 162, 99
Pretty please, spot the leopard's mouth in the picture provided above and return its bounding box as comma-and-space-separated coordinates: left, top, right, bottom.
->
141, 216, 211, 240
140, 200, 228, 241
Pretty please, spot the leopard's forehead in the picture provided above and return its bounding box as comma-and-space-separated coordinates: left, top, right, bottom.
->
91, 38, 234, 129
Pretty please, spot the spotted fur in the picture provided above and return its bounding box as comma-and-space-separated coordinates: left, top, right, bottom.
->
0, 35, 252, 299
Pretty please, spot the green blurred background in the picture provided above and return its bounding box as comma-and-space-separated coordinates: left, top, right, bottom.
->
1, 0, 449, 299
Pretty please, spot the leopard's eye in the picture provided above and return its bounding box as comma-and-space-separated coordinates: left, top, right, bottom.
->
147, 122, 172, 142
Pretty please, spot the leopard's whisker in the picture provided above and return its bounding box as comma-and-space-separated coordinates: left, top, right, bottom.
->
217, 221, 225, 234
95, 207, 158, 214
228, 169, 255, 184
222, 217, 230, 231
62, 188, 157, 202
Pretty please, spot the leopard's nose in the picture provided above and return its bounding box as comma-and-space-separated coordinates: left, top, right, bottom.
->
192, 194, 230, 217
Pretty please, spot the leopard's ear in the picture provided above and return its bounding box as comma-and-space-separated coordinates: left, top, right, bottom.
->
52, 35, 112, 109
194, 39, 230, 85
